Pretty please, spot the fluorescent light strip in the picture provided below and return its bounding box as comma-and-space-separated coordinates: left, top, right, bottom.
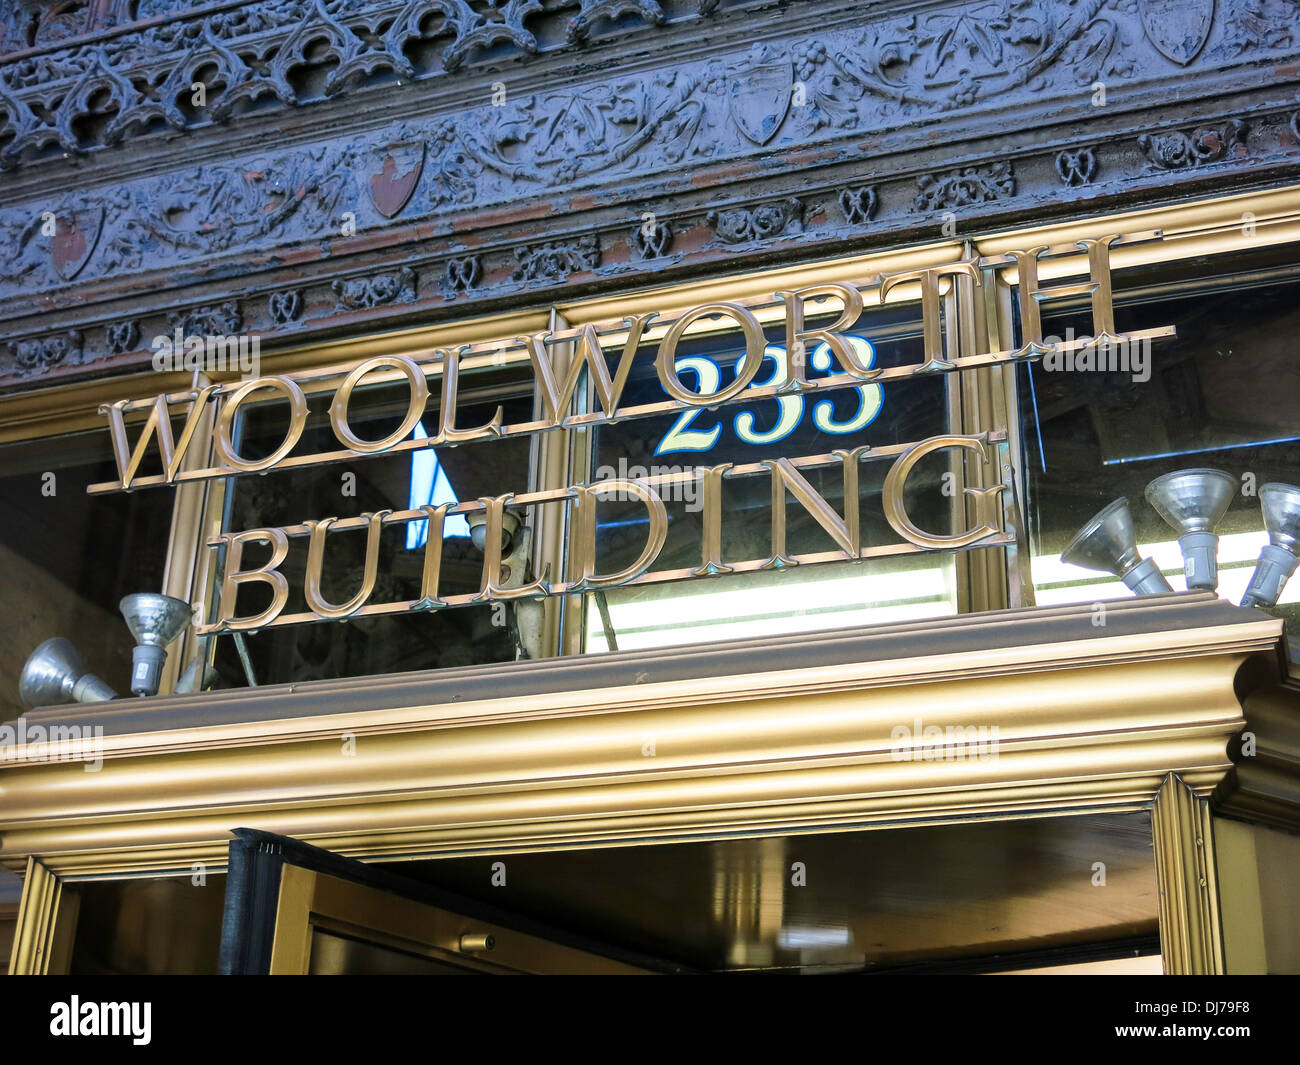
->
587, 599, 955, 652
597, 566, 953, 626
585, 563, 956, 651
583, 527, 1298, 653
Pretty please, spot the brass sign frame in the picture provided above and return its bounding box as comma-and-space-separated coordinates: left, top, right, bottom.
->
86, 231, 1175, 638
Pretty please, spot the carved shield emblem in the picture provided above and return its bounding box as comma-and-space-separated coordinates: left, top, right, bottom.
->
51, 205, 103, 281
729, 50, 793, 146
1139, 0, 1214, 66
367, 140, 426, 219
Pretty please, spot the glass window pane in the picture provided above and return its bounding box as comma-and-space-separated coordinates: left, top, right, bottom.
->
1015, 246, 1300, 637
0, 431, 176, 714
584, 296, 960, 653
214, 362, 536, 684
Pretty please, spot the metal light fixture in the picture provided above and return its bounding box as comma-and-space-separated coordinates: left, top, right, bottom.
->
1061, 497, 1172, 596
119, 593, 192, 697
175, 658, 219, 695
1144, 468, 1237, 591
1241, 483, 1300, 608
18, 637, 117, 708
466, 507, 521, 552
465, 509, 548, 660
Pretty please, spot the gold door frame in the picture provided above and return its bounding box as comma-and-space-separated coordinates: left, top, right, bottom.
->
6, 593, 1294, 974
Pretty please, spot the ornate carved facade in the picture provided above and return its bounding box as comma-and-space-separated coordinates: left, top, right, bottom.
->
0, 0, 1297, 383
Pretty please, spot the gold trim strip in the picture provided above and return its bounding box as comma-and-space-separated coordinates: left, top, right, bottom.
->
1152, 772, 1225, 975
7, 857, 79, 975
4, 187, 1298, 446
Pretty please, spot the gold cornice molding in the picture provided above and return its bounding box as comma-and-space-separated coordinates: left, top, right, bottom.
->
1, 595, 1282, 760
0, 618, 1279, 763
562, 187, 1300, 323
1213, 673, 1300, 833
976, 186, 1300, 268
0, 599, 1282, 879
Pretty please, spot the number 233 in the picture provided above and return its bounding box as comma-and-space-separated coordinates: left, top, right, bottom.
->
655, 336, 883, 456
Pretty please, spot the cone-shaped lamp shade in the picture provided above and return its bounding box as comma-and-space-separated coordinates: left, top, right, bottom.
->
1144, 468, 1236, 591
1061, 498, 1172, 596
18, 637, 117, 708
1241, 483, 1300, 608
119, 593, 192, 697
1261, 482, 1300, 552
120, 593, 191, 647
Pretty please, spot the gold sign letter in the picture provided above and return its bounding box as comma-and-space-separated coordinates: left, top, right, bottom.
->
762, 457, 861, 568
882, 434, 1005, 549
1005, 235, 1122, 360
435, 345, 504, 444
520, 313, 656, 424
472, 495, 551, 602
211, 527, 291, 631
691, 463, 734, 576
103, 385, 219, 489
656, 303, 766, 405
567, 480, 668, 591
774, 284, 874, 392
329, 356, 429, 453
214, 376, 309, 473
878, 259, 981, 374
413, 503, 452, 610
303, 510, 391, 620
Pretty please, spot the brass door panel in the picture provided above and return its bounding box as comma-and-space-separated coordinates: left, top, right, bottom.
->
270, 863, 647, 975
219, 829, 671, 975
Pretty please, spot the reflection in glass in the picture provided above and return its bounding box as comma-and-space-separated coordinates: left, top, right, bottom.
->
405, 421, 471, 549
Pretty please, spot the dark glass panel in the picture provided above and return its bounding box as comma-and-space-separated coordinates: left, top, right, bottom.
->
585, 295, 959, 650
1016, 246, 1300, 636
214, 363, 536, 684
